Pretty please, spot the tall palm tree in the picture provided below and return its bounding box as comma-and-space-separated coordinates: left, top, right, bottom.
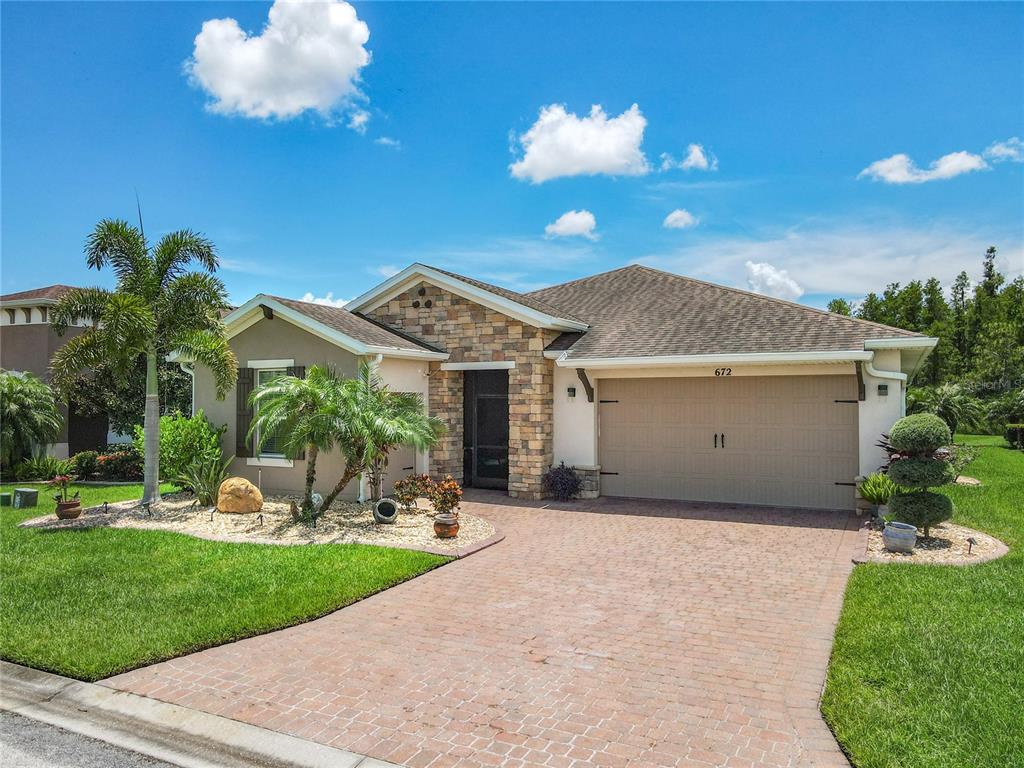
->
248, 365, 346, 515
321, 361, 445, 510
50, 219, 237, 503
908, 382, 984, 436
0, 370, 64, 468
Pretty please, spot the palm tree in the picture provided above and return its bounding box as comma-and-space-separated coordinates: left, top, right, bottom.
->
320, 361, 445, 510
908, 382, 984, 436
0, 370, 64, 468
50, 219, 237, 503
248, 365, 346, 515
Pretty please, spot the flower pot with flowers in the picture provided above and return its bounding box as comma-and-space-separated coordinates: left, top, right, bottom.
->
50, 475, 81, 519
429, 475, 463, 538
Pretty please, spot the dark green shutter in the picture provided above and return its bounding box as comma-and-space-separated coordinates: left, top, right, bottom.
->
236, 367, 253, 458
286, 366, 306, 460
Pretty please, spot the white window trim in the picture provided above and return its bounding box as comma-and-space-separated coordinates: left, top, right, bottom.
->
249, 361, 295, 465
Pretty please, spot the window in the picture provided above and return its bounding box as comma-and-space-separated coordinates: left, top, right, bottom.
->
254, 368, 286, 457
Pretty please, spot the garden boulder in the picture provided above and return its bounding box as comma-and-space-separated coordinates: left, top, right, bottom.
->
217, 477, 263, 513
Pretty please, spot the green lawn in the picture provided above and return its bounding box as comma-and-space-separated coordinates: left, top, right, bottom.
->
0, 483, 448, 681
822, 436, 1024, 768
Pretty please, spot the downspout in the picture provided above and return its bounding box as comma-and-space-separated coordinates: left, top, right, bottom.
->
864, 358, 909, 417
178, 363, 196, 416
358, 354, 386, 503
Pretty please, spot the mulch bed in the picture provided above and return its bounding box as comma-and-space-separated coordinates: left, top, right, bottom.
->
865, 520, 1008, 565
19, 492, 496, 555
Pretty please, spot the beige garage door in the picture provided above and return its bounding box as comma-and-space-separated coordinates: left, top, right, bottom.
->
598, 375, 859, 510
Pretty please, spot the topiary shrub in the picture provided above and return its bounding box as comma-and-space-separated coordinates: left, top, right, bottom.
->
888, 491, 953, 537
889, 413, 952, 455
888, 457, 955, 488
542, 462, 582, 501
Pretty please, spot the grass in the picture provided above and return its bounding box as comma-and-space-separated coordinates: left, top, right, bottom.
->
822, 435, 1024, 768
0, 482, 448, 681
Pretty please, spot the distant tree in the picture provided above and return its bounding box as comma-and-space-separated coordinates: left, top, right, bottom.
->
908, 383, 984, 435
858, 292, 885, 323
827, 298, 852, 316
950, 271, 971, 373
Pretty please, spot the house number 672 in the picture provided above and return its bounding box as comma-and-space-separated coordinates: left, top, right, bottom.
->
714, 368, 732, 376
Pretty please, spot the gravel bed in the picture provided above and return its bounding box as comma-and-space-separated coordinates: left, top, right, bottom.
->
867, 521, 1008, 565
19, 492, 495, 554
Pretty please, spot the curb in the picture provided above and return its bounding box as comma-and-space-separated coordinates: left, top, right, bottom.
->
0, 661, 402, 768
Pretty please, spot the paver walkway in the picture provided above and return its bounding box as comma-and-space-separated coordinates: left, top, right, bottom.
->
104, 493, 862, 768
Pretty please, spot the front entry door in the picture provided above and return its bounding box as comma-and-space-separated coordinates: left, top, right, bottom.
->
463, 370, 509, 490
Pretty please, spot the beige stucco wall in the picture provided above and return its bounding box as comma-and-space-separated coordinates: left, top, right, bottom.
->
194, 315, 361, 499
858, 349, 905, 477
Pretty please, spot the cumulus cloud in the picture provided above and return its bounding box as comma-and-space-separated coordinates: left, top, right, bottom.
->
744, 261, 804, 301
509, 104, 649, 183
186, 0, 371, 121
374, 136, 401, 148
662, 209, 698, 230
858, 150, 987, 184
984, 137, 1023, 163
544, 210, 599, 240
660, 143, 718, 172
347, 109, 370, 134
300, 291, 348, 307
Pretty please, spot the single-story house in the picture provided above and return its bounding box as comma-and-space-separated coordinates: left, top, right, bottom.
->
184, 263, 935, 508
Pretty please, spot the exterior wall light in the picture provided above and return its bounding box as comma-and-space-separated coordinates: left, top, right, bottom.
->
567, 386, 577, 399
878, 384, 889, 396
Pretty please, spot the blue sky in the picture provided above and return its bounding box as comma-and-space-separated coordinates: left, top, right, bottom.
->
2, 2, 1022, 309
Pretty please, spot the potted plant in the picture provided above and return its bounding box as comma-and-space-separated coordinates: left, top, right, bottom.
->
541, 462, 582, 501
49, 474, 81, 519
373, 497, 400, 524
429, 474, 463, 538
858, 472, 899, 517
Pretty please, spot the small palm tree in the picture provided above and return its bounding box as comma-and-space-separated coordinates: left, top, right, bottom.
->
908, 383, 984, 436
321, 361, 446, 510
248, 365, 346, 515
0, 370, 64, 468
50, 219, 237, 503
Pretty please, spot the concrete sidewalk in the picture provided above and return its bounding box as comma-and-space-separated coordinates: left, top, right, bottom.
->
0, 661, 402, 768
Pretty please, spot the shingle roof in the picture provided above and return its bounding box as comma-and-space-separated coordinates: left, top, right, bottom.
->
0, 284, 77, 303
424, 264, 586, 323
268, 296, 439, 353
528, 265, 922, 359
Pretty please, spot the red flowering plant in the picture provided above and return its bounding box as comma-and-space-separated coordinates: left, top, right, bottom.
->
428, 475, 463, 518
392, 474, 433, 510
48, 474, 74, 502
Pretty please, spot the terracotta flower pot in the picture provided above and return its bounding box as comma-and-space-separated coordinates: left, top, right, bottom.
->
433, 513, 459, 538
55, 500, 82, 520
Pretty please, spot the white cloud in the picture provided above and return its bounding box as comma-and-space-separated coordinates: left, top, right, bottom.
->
662, 209, 698, 230
186, 0, 371, 121
858, 150, 987, 184
660, 143, 718, 172
373, 264, 401, 278
374, 136, 401, 148
744, 261, 804, 301
300, 291, 348, 307
347, 109, 370, 134
638, 224, 1023, 299
984, 137, 1023, 163
545, 210, 599, 240
509, 104, 649, 183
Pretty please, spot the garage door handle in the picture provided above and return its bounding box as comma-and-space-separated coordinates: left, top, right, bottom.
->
721, 433, 725, 448
714, 433, 718, 448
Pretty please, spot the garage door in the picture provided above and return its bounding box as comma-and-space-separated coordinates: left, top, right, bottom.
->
598, 375, 859, 510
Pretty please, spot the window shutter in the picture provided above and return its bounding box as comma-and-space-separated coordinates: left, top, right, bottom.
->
286, 366, 306, 460
236, 367, 253, 458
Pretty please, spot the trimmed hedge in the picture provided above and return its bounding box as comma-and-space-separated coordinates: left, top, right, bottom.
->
888, 491, 954, 536
888, 457, 956, 489
889, 413, 952, 455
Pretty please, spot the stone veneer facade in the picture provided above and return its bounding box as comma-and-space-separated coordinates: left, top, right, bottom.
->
366, 281, 558, 499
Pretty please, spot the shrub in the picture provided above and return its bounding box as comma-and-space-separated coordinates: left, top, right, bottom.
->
888, 491, 954, 537
176, 454, 233, 507
12, 454, 72, 481
393, 474, 432, 509
1006, 424, 1024, 450
69, 451, 100, 479
943, 443, 979, 479
428, 475, 463, 517
888, 458, 956, 489
134, 410, 225, 480
97, 444, 143, 481
542, 462, 582, 501
858, 472, 901, 506
889, 413, 952, 455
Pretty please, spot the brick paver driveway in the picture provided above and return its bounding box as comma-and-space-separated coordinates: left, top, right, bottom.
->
104, 494, 862, 768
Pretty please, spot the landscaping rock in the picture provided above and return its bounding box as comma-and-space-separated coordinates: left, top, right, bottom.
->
217, 477, 263, 513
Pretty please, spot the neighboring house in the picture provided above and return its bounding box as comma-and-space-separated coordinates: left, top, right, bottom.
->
0, 284, 110, 457
186, 264, 935, 509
